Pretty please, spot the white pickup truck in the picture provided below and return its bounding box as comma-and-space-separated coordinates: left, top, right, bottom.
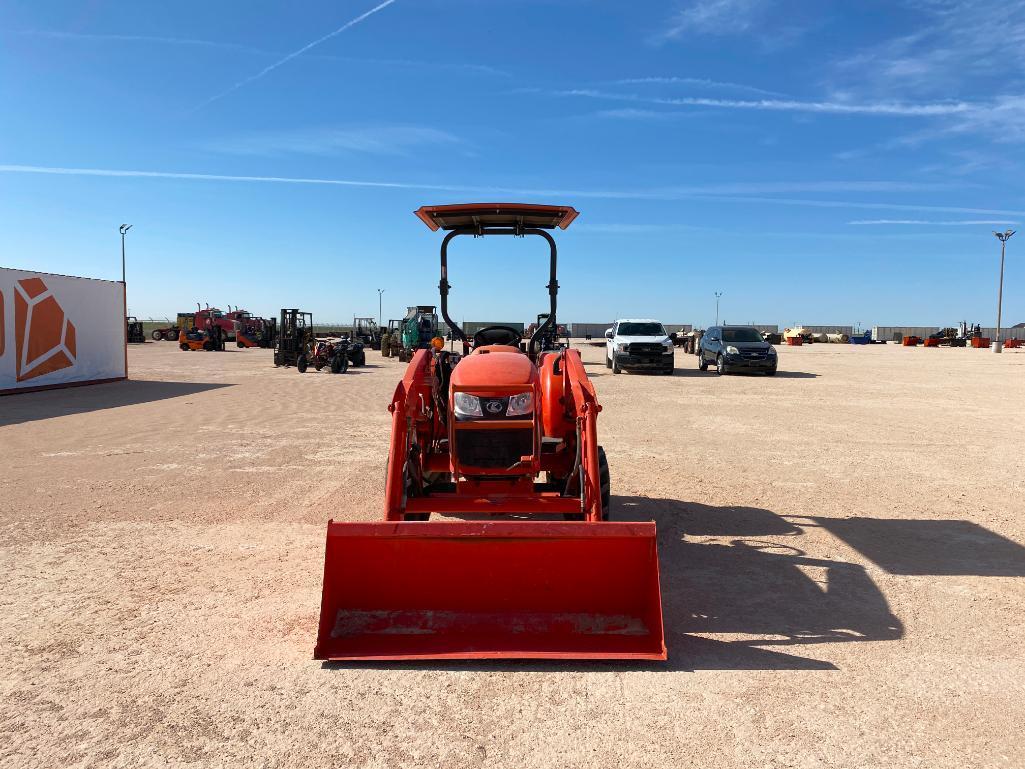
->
605, 319, 675, 375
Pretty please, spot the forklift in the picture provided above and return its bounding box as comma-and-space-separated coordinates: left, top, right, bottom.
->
274, 309, 314, 370
125, 317, 145, 344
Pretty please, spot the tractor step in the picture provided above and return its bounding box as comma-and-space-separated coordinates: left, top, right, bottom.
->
314, 521, 665, 661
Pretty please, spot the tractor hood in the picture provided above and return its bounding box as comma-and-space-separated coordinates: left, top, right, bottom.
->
451, 349, 537, 389
615, 335, 673, 346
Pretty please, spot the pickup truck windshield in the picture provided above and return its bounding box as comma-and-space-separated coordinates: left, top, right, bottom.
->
722, 327, 764, 342
618, 322, 666, 336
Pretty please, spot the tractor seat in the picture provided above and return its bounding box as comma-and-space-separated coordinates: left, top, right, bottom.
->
472, 325, 522, 349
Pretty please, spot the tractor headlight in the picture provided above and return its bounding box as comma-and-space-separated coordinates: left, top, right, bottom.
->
726, 345, 740, 355
454, 392, 483, 418
506, 392, 534, 417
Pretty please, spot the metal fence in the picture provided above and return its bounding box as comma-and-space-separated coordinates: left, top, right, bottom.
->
872, 326, 1025, 342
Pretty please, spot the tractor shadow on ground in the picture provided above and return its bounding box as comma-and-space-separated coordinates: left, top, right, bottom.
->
323, 497, 903, 673
0, 380, 232, 427
610, 496, 903, 671
798, 516, 1025, 577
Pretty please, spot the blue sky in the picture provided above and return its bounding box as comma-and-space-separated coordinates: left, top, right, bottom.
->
1, 0, 1023, 327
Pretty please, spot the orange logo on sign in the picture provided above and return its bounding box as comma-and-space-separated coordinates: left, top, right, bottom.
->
13, 277, 77, 382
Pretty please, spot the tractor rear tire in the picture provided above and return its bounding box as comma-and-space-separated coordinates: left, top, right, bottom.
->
297, 355, 308, 373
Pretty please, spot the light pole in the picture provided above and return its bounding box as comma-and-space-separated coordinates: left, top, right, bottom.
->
993, 229, 1015, 353
377, 288, 385, 327
714, 291, 723, 326
119, 224, 132, 283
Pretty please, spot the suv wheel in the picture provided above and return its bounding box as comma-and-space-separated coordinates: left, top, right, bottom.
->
698, 353, 708, 371
716, 354, 728, 375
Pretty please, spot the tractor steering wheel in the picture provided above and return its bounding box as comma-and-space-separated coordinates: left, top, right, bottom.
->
472, 325, 523, 348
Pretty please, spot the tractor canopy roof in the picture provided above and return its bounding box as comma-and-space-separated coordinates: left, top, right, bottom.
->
414, 203, 579, 232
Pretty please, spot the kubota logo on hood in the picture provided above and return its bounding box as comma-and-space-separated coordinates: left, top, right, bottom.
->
13, 277, 77, 382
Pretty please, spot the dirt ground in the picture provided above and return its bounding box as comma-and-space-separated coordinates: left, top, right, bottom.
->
2, 341, 1024, 769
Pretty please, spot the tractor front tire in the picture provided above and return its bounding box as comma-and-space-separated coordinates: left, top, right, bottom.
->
563, 446, 611, 522
297, 355, 308, 373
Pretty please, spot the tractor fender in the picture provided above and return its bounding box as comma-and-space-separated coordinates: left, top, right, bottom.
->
539, 352, 570, 440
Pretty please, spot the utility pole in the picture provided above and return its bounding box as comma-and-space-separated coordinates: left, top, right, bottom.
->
119, 224, 132, 283
714, 291, 723, 326
377, 288, 385, 327
993, 229, 1015, 353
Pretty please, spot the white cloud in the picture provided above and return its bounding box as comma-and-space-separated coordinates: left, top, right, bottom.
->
2, 164, 1021, 218
201, 126, 460, 157
561, 88, 974, 116
849, 219, 1018, 226
659, 0, 767, 39
834, 0, 1025, 97
612, 76, 786, 98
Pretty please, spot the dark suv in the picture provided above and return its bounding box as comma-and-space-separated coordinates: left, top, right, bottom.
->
699, 325, 777, 375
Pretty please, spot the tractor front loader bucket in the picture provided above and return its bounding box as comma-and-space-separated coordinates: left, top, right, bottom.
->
314, 521, 666, 661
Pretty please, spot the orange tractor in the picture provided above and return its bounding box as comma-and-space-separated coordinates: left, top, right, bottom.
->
314, 204, 666, 661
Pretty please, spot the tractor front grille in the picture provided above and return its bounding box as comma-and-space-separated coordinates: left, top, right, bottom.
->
628, 343, 665, 355
456, 428, 533, 469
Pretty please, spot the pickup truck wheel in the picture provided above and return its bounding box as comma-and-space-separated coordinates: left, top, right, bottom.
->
698, 354, 708, 371
605, 353, 611, 369
612, 356, 622, 374
716, 354, 728, 375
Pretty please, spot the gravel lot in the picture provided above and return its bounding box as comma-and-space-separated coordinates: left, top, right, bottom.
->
2, 341, 1024, 769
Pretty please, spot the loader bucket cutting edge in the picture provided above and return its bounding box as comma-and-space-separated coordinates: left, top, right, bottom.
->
314, 521, 666, 661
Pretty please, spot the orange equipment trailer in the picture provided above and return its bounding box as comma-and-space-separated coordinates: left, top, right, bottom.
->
313, 204, 666, 662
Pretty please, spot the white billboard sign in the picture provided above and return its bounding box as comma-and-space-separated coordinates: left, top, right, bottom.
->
1, 268, 127, 394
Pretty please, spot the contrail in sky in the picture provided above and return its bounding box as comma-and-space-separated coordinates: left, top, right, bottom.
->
193, 0, 399, 110
3, 164, 1025, 218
